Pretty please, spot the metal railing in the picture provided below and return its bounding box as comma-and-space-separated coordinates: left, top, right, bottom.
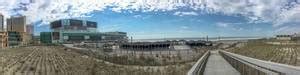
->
219, 51, 284, 75
187, 51, 210, 75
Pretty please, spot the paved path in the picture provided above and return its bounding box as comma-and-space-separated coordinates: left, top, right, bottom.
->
204, 50, 240, 75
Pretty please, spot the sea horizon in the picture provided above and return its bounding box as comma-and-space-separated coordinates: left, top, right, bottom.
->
132, 37, 264, 42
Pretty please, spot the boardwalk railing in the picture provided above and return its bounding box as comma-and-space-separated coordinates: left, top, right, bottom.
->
187, 51, 210, 75
220, 50, 300, 75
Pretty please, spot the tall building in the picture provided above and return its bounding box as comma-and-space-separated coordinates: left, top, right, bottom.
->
0, 14, 4, 31
6, 16, 32, 47
7, 16, 26, 32
0, 14, 6, 48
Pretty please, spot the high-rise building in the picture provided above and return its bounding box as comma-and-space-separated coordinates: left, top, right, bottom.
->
0, 14, 7, 48
6, 16, 32, 47
0, 14, 4, 31
7, 16, 26, 32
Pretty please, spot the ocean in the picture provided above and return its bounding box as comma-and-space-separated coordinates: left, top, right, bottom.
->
132, 37, 262, 42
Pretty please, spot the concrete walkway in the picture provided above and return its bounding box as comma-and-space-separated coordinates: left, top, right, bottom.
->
204, 50, 240, 75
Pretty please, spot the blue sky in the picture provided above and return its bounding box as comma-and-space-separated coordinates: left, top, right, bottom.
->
1, 0, 299, 39
36, 9, 274, 39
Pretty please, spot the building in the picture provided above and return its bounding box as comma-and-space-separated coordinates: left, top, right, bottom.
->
101, 32, 127, 42
7, 16, 26, 32
186, 40, 213, 47
0, 14, 7, 48
276, 35, 292, 40
4, 16, 32, 47
40, 31, 127, 43
26, 25, 34, 35
7, 31, 23, 47
0, 32, 7, 48
41, 19, 128, 44
24, 25, 34, 44
40, 32, 52, 44
50, 19, 97, 32
120, 42, 171, 50
0, 14, 4, 31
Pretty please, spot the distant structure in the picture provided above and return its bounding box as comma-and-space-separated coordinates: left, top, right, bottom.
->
186, 40, 212, 47
26, 25, 34, 35
292, 33, 300, 41
40, 19, 127, 44
120, 42, 171, 50
0, 14, 4, 31
0, 14, 6, 48
7, 16, 33, 47
276, 35, 292, 40
7, 16, 26, 32
0, 15, 33, 48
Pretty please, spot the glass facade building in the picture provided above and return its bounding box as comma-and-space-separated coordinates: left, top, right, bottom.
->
41, 19, 128, 43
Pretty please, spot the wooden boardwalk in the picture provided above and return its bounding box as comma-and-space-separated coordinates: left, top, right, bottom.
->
203, 50, 240, 75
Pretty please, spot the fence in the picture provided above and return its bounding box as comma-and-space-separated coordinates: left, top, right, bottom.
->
219, 51, 284, 75
187, 51, 210, 75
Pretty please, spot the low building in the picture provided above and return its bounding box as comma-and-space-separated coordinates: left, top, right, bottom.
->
276, 35, 292, 40
7, 31, 23, 47
186, 40, 212, 46
0, 32, 7, 48
40, 32, 52, 44
40, 31, 127, 44
120, 42, 171, 50
60, 32, 127, 43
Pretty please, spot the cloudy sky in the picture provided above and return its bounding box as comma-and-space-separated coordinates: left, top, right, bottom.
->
0, 0, 299, 39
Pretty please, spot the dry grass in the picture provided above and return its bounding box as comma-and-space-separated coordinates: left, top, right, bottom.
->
0, 46, 207, 75
228, 40, 300, 66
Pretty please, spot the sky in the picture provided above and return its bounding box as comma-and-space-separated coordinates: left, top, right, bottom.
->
0, 0, 300, 39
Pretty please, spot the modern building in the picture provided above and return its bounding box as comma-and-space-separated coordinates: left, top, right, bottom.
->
0, 14, 4, 31
40, 32, 52, 44
50, 19, 97, 32
7, 31, 23, 47
41, 19, 128, 43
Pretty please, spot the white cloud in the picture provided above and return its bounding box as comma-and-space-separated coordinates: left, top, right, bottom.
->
216, 22, 229, 28
216, 22, 245, 31
275, 4, 300, 27
275, 25, 300, 34
174, 11, 198, 16
133, 15, 142, 18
